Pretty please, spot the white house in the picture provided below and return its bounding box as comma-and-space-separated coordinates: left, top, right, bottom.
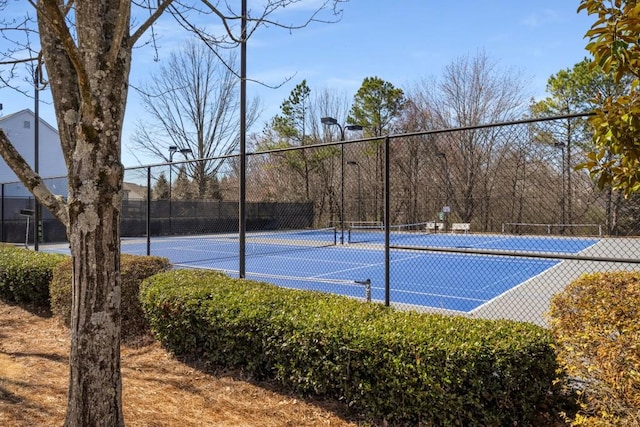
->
0, 109, 67, 196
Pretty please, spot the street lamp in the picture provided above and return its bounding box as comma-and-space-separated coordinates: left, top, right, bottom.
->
168, 146, 192, 234
435, 152, 451, 233
321, 117, 363, 243
347, 160, 362, 222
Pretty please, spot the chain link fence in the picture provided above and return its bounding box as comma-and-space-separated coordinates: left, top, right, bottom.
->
2, 113, 639, 326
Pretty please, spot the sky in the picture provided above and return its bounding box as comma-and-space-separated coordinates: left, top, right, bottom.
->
0, 1, 597, 168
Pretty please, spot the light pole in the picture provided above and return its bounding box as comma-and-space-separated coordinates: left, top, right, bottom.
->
554, 142, 566, 232
321, 117, 362, 243
347, 160, 362, 222
436, 152, 451, 232
34, 68, 40, 250
33, 66, 47, 251
168, 146, 192, 234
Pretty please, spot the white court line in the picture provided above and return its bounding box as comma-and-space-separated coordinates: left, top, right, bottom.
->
468, 260, 565, 314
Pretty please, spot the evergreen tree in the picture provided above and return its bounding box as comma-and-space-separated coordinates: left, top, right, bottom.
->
348, 77, 406, 220
204, 174, 223, 200
532, 58, 633, 233
348, 76, 406, 137
153, 172, 170, 200
261, 80, 337, 201
173, 166, 194, 200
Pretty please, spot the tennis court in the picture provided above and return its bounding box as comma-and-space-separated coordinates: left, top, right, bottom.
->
41, 227, 598, 314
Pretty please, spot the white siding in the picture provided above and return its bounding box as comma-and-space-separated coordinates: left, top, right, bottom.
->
0, 109, 67, 183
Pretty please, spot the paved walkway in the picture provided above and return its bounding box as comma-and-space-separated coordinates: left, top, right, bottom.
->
468, 237, 640, 326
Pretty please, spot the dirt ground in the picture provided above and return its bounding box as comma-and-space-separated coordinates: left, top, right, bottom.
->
0, 301, 363, 426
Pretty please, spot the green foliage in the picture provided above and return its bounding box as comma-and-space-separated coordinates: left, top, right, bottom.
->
50, 254, 170, 341
579, 1, 640, 81
203, 174, 222, 200
153, 172, 170, 200
141, 269, 558, 426
531, 58, 630, 134
579, 90, 640, 194
348, 76, 406, 137
172, 165, 194, 200
577, 1, 640, 196
0, 245, 67, 306
538, 58, 631, 113
271, 80, 312, 144
548, 272, 640, 426
261, 80, 339, 200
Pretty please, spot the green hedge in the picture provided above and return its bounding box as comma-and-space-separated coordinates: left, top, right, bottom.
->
549, 272, 640, 426
50, 253, 171, 340
0, 245, 67, 306
141, 269, 558, 426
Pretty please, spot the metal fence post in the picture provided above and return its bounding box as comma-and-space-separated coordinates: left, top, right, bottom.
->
1, 184, 4, 242
384, 136, 390, 306
146, 166, 151, 256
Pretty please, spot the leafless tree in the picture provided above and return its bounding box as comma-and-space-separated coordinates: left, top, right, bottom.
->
255, 86, 353, 227
392, 100, 442, 225
130, 40, 261, 198
0, 1, 346, 425
409, 51, 529, 229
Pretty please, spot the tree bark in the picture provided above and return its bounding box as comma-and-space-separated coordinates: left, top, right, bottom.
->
36, 1, 131, 425
65, 178, 124, 426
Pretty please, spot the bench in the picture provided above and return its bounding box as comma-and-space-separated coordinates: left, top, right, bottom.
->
450, 223, 471, 233
425, 222, 444, 232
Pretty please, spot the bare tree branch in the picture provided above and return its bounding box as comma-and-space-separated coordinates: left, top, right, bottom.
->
163, 0, 344, 89
130, 40, 261, 197
0, 57, 37, 65
130, 0, 175, 46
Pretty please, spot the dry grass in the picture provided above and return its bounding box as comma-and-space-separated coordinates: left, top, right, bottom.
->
0, 301, 363, 426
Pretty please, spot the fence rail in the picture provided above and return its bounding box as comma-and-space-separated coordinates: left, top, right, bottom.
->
2, 112, 639, 326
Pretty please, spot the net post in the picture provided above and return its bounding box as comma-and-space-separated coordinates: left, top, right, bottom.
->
356, 279, 371, 302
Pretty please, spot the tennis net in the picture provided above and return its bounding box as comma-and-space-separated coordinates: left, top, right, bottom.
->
347, 222, 431, 244
135, 227, 338, 265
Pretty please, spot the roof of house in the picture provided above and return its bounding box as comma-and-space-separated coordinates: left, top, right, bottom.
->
0, 108, 58, 134
123, 181, 147, 200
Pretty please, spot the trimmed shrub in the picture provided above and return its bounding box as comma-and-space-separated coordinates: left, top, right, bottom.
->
50, 253, 170, 340
0, 245, 67, 306
141, 269, 558, 426
548, 272, 640, 426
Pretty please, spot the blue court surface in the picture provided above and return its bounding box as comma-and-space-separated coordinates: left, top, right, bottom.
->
44, 231, 599, 313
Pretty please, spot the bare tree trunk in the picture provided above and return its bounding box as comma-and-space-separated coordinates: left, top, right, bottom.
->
36, 2, 129, 425
60, 58, 127, 427
66, 174, 124, 426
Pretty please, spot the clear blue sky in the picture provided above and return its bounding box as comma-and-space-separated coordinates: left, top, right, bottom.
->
0, 1, 596, 167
